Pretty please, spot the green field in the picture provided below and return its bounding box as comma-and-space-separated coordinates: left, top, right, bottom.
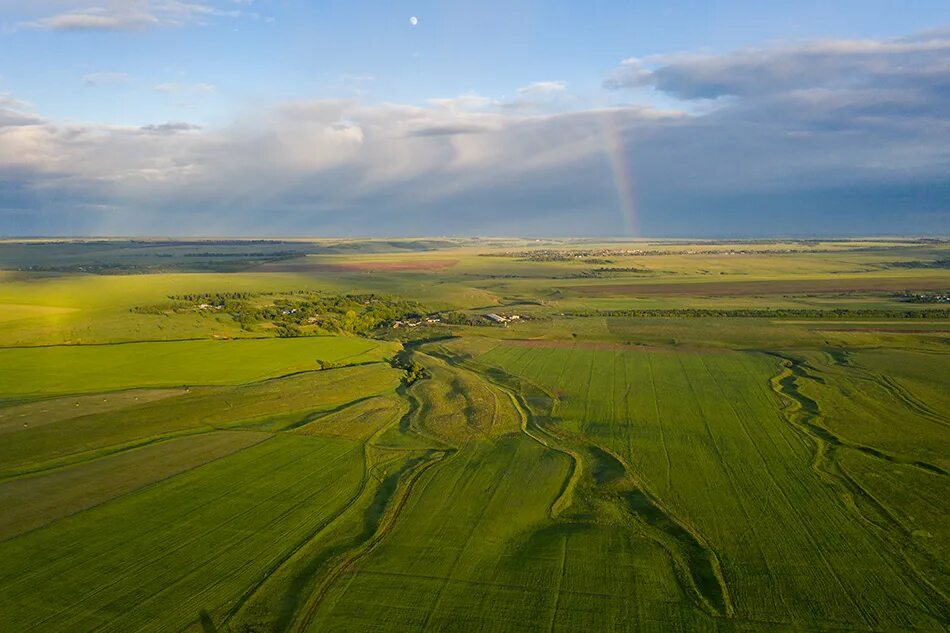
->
0, 238, 947, 631
0, 336, 396, 399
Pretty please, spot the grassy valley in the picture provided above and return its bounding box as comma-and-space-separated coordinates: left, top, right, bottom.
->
0, 237, 947, 632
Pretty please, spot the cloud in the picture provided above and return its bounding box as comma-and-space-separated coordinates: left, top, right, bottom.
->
427, 93, 496, 112
605, 31, 950, 102
29, 9, 158, 32
1, 28, 948, 236
603, 59, 653, 91
140, 122, 202, 134
599, 29, 950, 206
405, 122, 499, 137
24, 1, 250, 32
503, 81, 571, 112
517, 81, 567, 95
0, 95, 32, 111
0, 95, 42, 127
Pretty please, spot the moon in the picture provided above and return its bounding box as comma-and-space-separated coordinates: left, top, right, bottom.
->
409, 16, 418, 26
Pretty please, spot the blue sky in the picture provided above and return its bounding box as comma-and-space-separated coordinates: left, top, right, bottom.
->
1, 1, 949, 236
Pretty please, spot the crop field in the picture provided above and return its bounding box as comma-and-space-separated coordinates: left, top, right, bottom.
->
442, 340, 948, 630
0, 337, 397, 399
0, 238, 947, 632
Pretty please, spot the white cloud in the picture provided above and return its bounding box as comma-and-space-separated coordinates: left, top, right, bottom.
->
517, 80, 567, 95
427, 92, 496, 112
23, 0, 252, 32
29, 8, 158, 31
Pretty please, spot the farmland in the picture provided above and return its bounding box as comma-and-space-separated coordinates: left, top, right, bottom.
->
0, 237, 947, 631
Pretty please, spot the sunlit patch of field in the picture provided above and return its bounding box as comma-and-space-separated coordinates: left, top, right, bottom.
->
408, 353, 522, 444
0, 303, 79, 323
0, 272, 332, 310
0, 336, 398, 399
293, 395, 408, 442
0, 272, 344, 345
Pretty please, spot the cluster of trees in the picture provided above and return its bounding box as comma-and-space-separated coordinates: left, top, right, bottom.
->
592, 266, 652, 273
135, 290, 429, 335
258, 294, 427, 335
389, 350, 428, 385
170, 292, 256, 304
479, 249, 626, 261
129, 300, 192, 315
437, 311, 487, 326
885, 259, 950, 269
563, 267, 654, 279
22, 263, 161, 274
896, 292, 950, 304
181, 251, 297, 258
168, 292, 260, 328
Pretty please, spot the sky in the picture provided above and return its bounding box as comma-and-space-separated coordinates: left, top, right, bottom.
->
1, 1, 949, 237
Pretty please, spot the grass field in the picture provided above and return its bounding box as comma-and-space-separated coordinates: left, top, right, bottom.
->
0, 363, 403, 478
0, 336, 397, 399
0, 238, 946, 631
449, 340, 948, 630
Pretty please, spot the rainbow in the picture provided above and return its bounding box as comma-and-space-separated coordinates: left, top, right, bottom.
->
597, 109, 638, 236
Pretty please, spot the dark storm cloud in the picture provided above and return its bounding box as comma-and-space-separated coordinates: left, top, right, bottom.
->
605, 31, 950, 100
